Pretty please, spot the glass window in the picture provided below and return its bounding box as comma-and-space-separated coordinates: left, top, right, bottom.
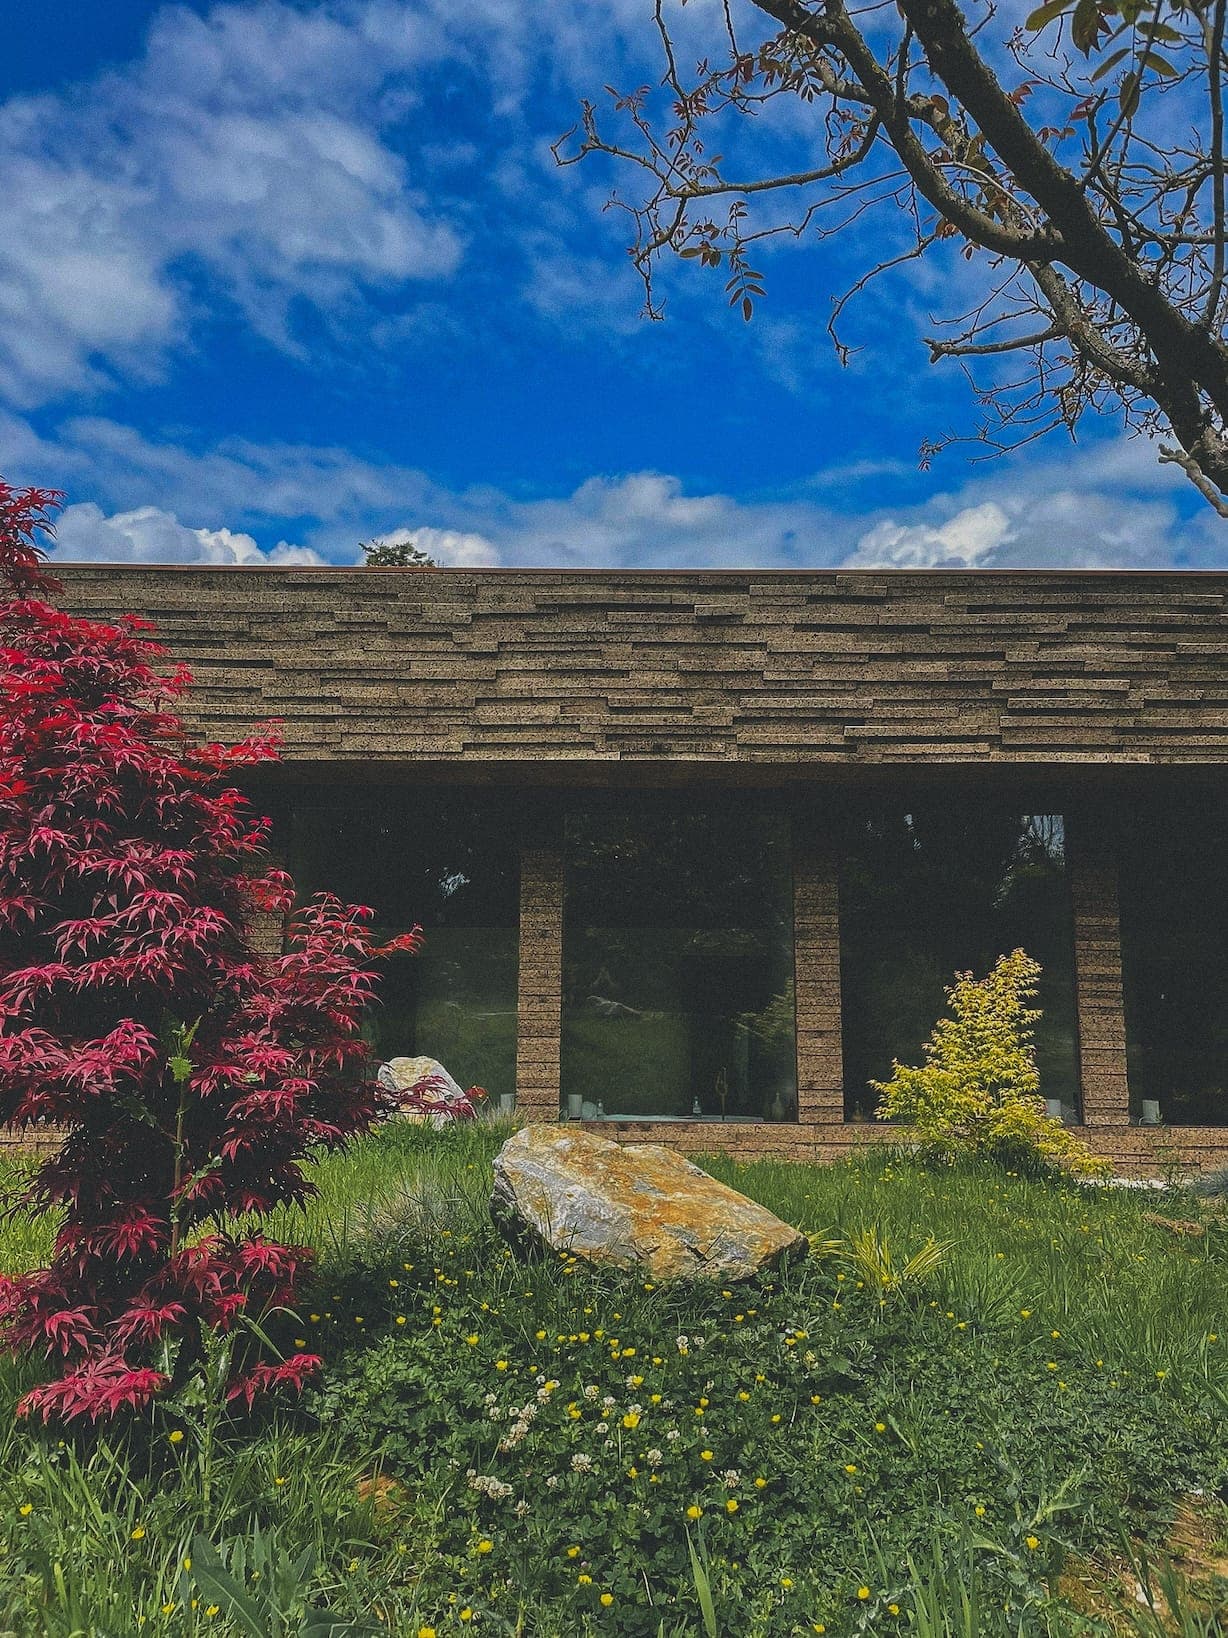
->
1120, 801, 1228, 1125
561, 798, 796, 1122
286, 794, 519, 1101
839, 809, 1079, 1120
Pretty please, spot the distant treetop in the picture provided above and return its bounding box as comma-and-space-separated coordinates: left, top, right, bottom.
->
359, 537, 438, 568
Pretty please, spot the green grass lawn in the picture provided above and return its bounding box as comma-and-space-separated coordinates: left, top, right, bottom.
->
0, 1124, 1225, 1636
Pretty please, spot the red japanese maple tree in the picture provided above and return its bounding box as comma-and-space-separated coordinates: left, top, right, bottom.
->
0, 480, 418, 1421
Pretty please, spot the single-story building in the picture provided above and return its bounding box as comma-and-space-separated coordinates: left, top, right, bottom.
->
57, 564, 1228, 1172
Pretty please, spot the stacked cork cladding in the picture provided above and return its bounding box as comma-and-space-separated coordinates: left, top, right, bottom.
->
55, 566, 1228, 766
51, 566, 1228, 1173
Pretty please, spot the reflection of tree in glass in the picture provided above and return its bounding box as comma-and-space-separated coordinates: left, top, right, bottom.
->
561, 800, 796, 1121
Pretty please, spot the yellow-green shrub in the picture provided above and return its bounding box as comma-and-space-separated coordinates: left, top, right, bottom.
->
872, 949, 1111, 1179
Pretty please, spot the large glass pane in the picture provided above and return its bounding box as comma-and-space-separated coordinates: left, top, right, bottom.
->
839, 809, 1078, 1120
561, 799, 796, 1122
287, 794, 519, 1100
1120, 801, 1228, 1125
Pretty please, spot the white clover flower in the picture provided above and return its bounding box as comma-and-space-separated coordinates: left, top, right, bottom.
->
583, 1385, 600, 1401
571, 1453, 594, 1472
676, 1336, 689, 1354
723, 1470, 741, 1488
646, 1449, 663, 1467
666, 1429, 681, 1442
546, 1475, 560, 1490
595, 1421, 609, 1434
601, 1395, 616, 1409
514, 1500, 530, 1518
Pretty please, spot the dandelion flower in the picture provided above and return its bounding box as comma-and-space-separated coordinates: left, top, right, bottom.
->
1026, 1535, 1040, 1551
686, 1505, 703, 1520
857, 1586, 871, 1601
477, 1539, 493, 1554
726, 1499, 738, 1513
600, 1593, 614, 1607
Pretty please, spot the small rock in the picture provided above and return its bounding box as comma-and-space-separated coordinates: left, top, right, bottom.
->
377, 1056, 476, 1125
490, 1125, 808, 1282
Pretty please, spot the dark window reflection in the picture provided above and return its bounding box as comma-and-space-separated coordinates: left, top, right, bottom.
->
562, 799, 796, 1122
839, 810, 1078, 1120
286, 795, 519, 1099
1120, 802, 1228, 1126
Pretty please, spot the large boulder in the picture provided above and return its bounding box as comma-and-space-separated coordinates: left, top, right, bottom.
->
490, 1125, 808, 1282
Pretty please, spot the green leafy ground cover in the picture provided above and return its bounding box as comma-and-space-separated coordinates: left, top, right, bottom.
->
0, 1123, 1225, 1636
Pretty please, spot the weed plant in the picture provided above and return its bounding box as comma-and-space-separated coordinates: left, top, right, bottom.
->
0, 1124, 1223, 1635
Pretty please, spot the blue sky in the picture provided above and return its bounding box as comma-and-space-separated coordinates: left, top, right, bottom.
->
0, 0, 1218, 570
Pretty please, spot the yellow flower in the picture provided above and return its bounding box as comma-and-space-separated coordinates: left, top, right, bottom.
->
396, 1315, 407, 1326
857, 1586, 871, 1601
754, 1477, 767, 1489
206, 1608, 220, 1619
460, 1608, 473, 1623
844, 1464, 858, 1475
622, 1412, 640, 1430
781, 1577, 794, 1590
874, 1422, 886, 1433
182, 1557, 191, 1571
686, 1505, 703, 1521
274, 1476, 287, 1487
726, 1499, 738, 1514
813, 1626, 826, 1634
294, 1338, 307, 1348
465, 1334, 478, 1346
495, 1360, 508, 1371
1026, 1535, 1040, 1551
566, 1546, 580, 1558
1156, 1370, 1167, 1380
477, 1539, 493, 1554
418, 1628, 437, 1638
600, 1593, 614, 1607
162, 1604, 176, 1617
131, 1525, 146, 1539
700, 1450, 713, 1461
18, 1504, 32, 1517
737, 1391, 750, 1402
388, 1278, 398, 1288
975, 1505, 986, 1518
535, 1329, 547, 1340
168, 1430, 185, 1444
578, 1573, 593, 1585
889, 1604, 900, 1616
770, 1413, 781, 1424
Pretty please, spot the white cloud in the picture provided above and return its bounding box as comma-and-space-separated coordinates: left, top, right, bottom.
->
846, 502, 1012, 568
48, 502, 324, 566
0, 2, 465, 402
4, 409, 1220, 573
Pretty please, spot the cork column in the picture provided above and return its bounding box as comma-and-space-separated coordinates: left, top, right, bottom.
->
515, 824, 564, 1121
1067, 812, 1131, 1126
793, 831, 845, 1128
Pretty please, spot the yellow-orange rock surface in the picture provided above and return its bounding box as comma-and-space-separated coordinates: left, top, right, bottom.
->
490, 1126, 808, 1282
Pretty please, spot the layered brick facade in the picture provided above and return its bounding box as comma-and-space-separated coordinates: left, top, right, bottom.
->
42, 565, 1228, 1174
